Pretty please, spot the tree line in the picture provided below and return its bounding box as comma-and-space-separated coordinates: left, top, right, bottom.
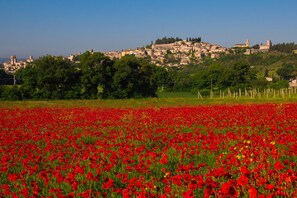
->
1, 50, 296, 100
186, 37, 201, 43
164, 62, 294, 96
155, 37, 183, 44
154, 36, 202, 45
271, 42, 297, 53
0, 52, 168, 100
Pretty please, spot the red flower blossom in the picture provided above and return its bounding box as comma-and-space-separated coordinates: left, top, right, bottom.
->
274, 161, 285, 171
1, 103, 297, 196
266, 184, 274, 190
182, 190, 194, 198
8, 173, 18, 182
102, 178, 114, 189
237, 175, 249, 186
240, 166, 250, 176
248, 187, 257, 198
221, 181, 238, 197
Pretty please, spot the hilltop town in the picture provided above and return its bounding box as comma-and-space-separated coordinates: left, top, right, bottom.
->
2, 56, 34, 73
104, 40, 228, 66
1, 38, 274, 73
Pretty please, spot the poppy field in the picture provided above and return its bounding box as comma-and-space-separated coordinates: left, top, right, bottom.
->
1, 103, 297, 197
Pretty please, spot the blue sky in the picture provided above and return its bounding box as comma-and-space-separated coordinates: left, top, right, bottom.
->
0, 0, 297, 58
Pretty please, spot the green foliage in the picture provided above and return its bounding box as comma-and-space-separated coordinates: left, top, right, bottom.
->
79, 51, 114, 99
191, 88, 210, 97
111, 55, 158, 98
3, 49, 297, 100
276, 64, 297, 80
3, 54, 161, 100
157, 91, 195, 98
191, 62, 257, 91
165, 67, 193, 92
76, 135, 98, 145
271, 42, 297, 53
166, 51, 297, 92
0, 85, 22, 100
187, 37, 202, 43
164, 50, 180, 64
153, 66, 170, 89
268, 80, 289, 89
252, 44, 260, 49
16, 55, 81, 99
250, 78, 269, 89
79, 53, 159, 99
0, 70, 14, 85
155, 37, 182, 44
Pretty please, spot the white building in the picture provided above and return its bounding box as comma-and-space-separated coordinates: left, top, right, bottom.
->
259, 40, 272, 51
3, 55, 33, 73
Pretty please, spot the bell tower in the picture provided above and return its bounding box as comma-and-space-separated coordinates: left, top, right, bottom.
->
246, 39, 250, 47
10, 55, 17, 65
267, 40, 272, 49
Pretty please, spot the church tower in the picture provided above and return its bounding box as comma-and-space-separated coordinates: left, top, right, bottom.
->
10, 55, 17, 65
267, 40, 272, 49
246, 39, 250, 47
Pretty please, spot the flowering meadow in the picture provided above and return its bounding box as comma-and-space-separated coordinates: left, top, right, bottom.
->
1, 103, 297, 197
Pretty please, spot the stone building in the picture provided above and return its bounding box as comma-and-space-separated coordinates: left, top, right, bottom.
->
259, 40, 272, 51
234, 39, 250, 48
3, 55, 33, 73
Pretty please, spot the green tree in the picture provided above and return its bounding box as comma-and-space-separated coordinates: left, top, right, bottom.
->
271, 42, 297, 53
191, 62, 256, 91
16, 55, 81, 99
264, 69, 269, 77
0, 85, 22, 100
252, 44, 260, 49
276, 64, 296, 80
153, 66, 169, 90
229, 62, 257, 89
155, 37, 182, 44
0, 69, 14, 85
16, 66, 38, 99
166, 67, 193, 92
268, 80, 289, 89
79, 51, 114, 99
111, 55, 158, 98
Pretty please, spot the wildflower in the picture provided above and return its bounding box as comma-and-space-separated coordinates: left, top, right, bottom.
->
221, 182, 231, 195
274, 161, 285, 171
182, 190, 194, 198
102, 178, 114, 190
237, 175, 249, 186
236, 154, 245, 159
248, 187, 257, 198
221, 181, 238, 197
240, 166, 250, 176
8, 174, 18, 182
266, 184, 274, 190
164, 186, 171, 194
